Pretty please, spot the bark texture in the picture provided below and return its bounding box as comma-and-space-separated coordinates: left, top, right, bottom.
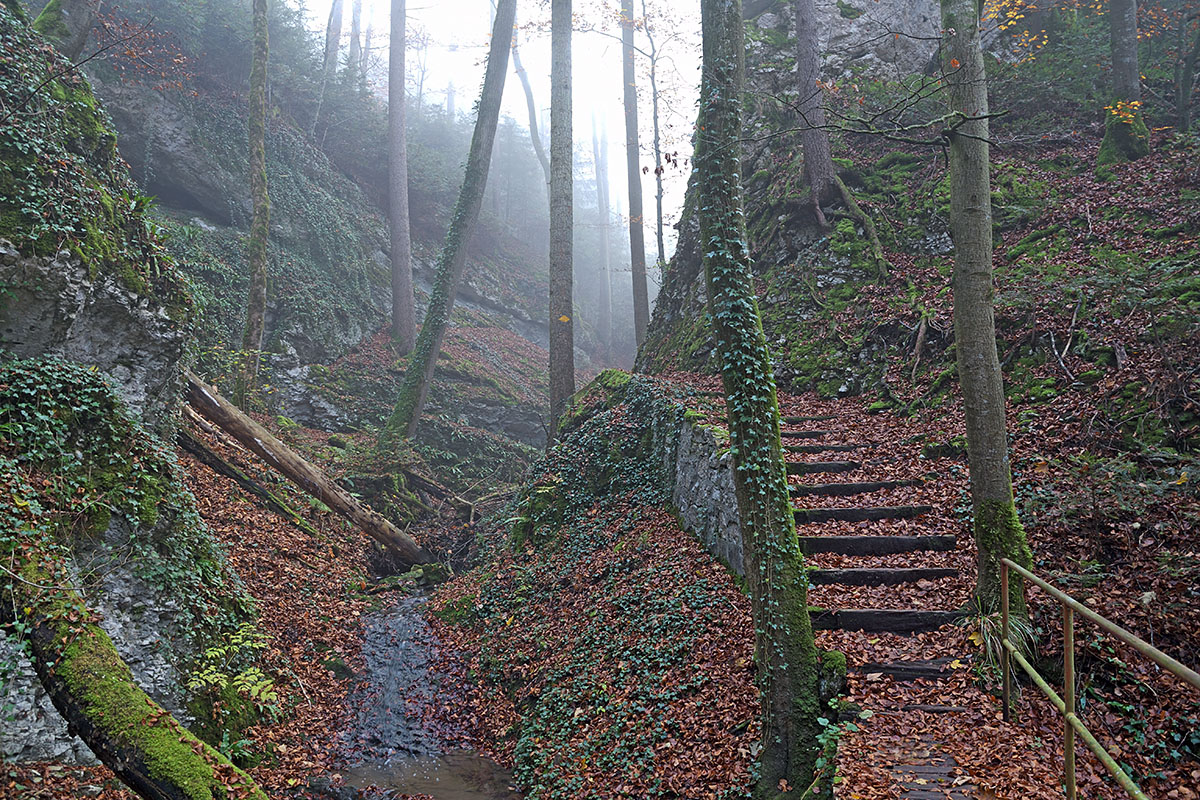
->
1099, 0, 1150, 163
548, 0, 575, 444
793, 0, 836, 215
1175, 11, 1200, 131
380, 0, 516, 439
697, 0, 821, 794
592, 117, 614, 360
621, 0, 650, 346
389, 0, 416, 352
323, 0, 345, 83
941, 0, 1032, 614
236, 0, 270, 409
186, 372, 433, 565
7, 537, 268, 800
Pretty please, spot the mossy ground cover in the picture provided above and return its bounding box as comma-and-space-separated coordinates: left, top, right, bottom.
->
426, 376, 763, 798
0, 6, 190, 316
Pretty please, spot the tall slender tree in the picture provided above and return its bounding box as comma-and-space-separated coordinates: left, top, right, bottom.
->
380, 0, 517, 442
311, 0, 344, 134
793, 0, 835, 224
548, 0, 575, 443
592, 115, 614, 361
641, 0, 667, 267
348, 0, 363, 84
1099, 0, 1151, 163
389, 0, 416, 352
698, 0, 822, 794
236, 0, 271, 409
621, 0, 650, 346
941, 0, 1032, 613
511, 25, 551, 195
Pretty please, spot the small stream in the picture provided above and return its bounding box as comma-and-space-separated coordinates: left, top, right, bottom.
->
337, 595, 520, 800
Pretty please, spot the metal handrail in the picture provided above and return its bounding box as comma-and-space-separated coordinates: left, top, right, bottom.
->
1000, 557, 1200, 800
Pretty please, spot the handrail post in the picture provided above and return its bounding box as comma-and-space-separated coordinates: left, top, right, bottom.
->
1064, 605, 1077, 800
1001, 559, 1012, 722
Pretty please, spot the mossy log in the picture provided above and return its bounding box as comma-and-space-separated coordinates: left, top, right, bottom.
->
10, 537, 268, 800
184, 371, 433, 566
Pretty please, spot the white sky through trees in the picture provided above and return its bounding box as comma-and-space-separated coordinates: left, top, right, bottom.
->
316, 0, 702, 264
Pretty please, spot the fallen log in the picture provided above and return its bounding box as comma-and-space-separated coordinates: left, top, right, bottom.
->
184, 371, 433, 566
177, 425, 320, 537
9, 535, 268, 800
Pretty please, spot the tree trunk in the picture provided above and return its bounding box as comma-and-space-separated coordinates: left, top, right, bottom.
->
389, 0, 416, 352
185, 372, 434, 565
548, 0, 575, 445
697, 0, 822, 795
380, 0, 516, 440
348, 0, 362, 84
621, 0, 650, 347
311, 0, 344, 134
1175, 11, 1200, 131
1099, 0, 1150, 163
323, 0, 344, 83
793, 0, 836, 219
7, 537, 269, 800
236, 0, 270, 410
512, 28, 551, 196
940, 0, 1032, 614
592, 115, 614, 362
642, 0, 667, 267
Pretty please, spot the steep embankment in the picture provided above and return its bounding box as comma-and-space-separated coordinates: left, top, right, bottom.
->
640, 3, 1200, 794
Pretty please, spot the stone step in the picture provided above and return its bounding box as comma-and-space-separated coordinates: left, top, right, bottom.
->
782, 415, 837, 423
779, 429, 832, 440
783, 443, 865, 454
799, 534, 957, 555
808, 567, 958, 586
786, 460, 859, 475
851, 657, 959, 681
793, 505, 933, 524
790, 479, 920, 497
810, 608, 962, 633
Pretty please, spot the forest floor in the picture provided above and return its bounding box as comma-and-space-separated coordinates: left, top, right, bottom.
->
5, 378, 1198, 799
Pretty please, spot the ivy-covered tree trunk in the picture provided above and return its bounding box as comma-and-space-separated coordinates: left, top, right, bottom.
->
379, 0, 516, 442
6, 535, 269, 800
592, 116, 614, 361
793, 0, 835, 220
548, 0, 574, 444
388, 0, 416, 353
697, 0, 821, 795
940, 0, 1032, 614
236, 0, 270, 410
1099, 0, 1150, 164
621, 0, 650, 347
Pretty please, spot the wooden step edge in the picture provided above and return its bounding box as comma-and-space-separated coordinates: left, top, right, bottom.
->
779, 430, 832, 439
790, 479, 922, 497
793, 505, 934, 524
783, 415, 838, 423
809, 608, 963, 632
786, 460, 860, 475
798, 534, 958, 555
807, 567, 959, 586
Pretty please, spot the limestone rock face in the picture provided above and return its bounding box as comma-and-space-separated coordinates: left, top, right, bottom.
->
0, 241, 187, 434
817, 0, 940, 78
0, 518, 193, 765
